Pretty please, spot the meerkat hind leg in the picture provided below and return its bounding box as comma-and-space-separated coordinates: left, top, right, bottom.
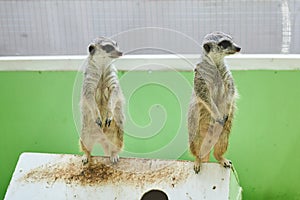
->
201, 153, 210, 163
213, 132, 232, 168
189, 134, 203, 174
80, 139, 92, 166
109, 135, 122, 164
103, 124, 123, 164
214, 113, 234, 169
189, 139, 202, 174
98, 137, 119, 163
194, 156, 201, 174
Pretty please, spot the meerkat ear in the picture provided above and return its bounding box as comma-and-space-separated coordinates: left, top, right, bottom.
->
203, 43, 211, 53
88, 44, 96, 55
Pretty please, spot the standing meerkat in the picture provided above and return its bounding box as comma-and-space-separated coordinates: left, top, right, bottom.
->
188, 32, 241, 173
80, 37, 125, 166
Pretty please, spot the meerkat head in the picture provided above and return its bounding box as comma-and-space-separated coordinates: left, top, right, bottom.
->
202, 32, 241, 65
88, 37, 122, 64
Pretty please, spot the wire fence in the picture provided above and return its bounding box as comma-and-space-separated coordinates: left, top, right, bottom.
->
0, 0, 299, 56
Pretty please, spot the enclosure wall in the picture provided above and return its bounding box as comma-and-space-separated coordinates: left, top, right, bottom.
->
1, 68, 300, 199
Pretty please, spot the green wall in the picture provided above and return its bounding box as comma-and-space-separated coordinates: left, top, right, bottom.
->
1, 70, 300, 199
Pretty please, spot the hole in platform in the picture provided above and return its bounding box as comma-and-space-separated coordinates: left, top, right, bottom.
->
140, 189, 168, 200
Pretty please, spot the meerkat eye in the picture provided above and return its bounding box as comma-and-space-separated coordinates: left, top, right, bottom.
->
218, 40, 231, 49
102, 45, 114, 52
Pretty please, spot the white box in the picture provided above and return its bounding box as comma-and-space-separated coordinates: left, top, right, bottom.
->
5, 153, 242, 200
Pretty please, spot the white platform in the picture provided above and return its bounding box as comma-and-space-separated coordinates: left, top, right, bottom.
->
4, 153, 242, 200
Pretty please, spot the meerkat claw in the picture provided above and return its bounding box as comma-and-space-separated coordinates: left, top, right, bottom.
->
223, 115, 229, 123
222, 160, 232, 168
194, 165, 200, 174
96, 117, 102, 127
105, 118, 112, 127
82, 155, 89, 165
110, 154, 119, 164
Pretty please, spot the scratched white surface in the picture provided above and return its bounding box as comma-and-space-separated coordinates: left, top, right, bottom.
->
4, 153, 242, 200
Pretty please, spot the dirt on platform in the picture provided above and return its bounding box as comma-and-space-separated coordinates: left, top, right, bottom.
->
21, 155, 190, 187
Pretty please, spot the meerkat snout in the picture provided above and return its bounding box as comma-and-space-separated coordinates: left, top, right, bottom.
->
110, 49, 123, 58
235, 46, 241, 52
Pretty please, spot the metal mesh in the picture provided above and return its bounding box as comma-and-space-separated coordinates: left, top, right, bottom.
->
0, 0, 299, 56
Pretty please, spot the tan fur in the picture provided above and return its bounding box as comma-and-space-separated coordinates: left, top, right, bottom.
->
188, 32, 240, 173
79, 37, 125, 166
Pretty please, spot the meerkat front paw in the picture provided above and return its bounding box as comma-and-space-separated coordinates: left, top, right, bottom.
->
215, 118, 225, 126
214, 115, 229, 126
223, 115, 229, 123
95, 117, 102, 128
220, 158, 232, 168
105, 117, 112, 127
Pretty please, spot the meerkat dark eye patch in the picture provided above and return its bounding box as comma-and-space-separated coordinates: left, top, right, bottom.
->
218, 40, 231, 49
102, 45, 115, 53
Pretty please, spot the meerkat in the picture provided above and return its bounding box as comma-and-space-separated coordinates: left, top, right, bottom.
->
188, 32, 241, 173
79, 37, 125, 166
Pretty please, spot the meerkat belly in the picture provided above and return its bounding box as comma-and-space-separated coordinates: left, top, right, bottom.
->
206, 72, 224, 102
95, 86, 109, 119
80, 100, 96, 128
210, 74, 230, 114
